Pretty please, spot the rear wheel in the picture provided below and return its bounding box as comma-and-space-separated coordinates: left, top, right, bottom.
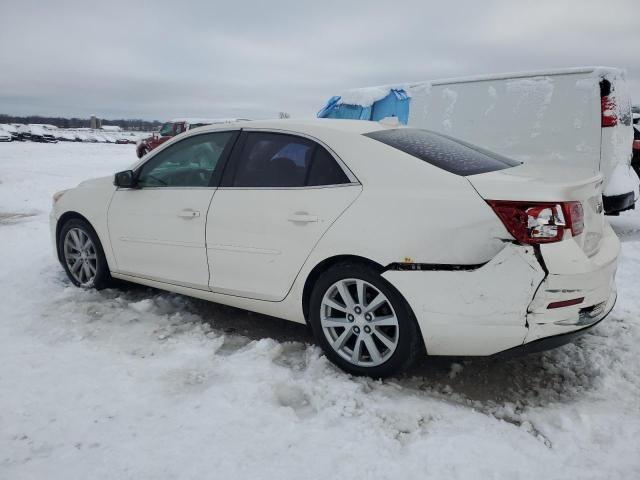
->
308, 263, 423, 377
59, 218, 111, 289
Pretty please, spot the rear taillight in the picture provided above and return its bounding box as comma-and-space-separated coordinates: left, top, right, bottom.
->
633, 139, 640, 151
600, 79, 618, 128
487, 201, 584, 245
601, 96, 618, 127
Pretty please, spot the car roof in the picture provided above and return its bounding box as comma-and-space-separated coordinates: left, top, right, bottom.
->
193, 118, 390, 136
170, 118, 245, 124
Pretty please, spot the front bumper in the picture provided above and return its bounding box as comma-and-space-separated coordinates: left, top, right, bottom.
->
49, 208, 59, 259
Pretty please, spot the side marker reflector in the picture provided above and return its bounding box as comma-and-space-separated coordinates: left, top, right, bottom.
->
547, 298, 585, 309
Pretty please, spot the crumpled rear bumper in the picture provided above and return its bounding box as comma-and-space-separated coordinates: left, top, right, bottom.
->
382, 223, 620, 357
523, 222, 619, 344
492, 296, 615, 359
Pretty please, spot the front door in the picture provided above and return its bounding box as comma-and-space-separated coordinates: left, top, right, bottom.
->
108, 131, 237, 288
206, 130, 361, 301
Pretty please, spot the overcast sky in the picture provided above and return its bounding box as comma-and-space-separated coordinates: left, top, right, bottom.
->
1, 0, 638, 121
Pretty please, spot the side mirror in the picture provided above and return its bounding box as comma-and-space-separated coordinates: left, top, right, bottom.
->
114, 170, 137, 188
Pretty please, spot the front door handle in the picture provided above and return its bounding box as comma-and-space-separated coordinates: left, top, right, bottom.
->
178, 209, 201, 219
288, 212, 318, 223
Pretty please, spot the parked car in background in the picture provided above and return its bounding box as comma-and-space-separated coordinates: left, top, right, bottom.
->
55, 131, 78, 142
29, 125, 58, 143
0, 130, 12, 142
136, 118, 248, 158
51, 119, 618, 377
0, 124, 23, 141
319, 67, 638, 215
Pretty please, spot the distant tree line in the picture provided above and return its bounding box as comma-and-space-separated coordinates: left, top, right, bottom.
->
0, 114, 162, 131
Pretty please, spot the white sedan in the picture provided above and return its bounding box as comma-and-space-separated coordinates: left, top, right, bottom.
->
50, 119, 619, 377
0, 129, 12, 142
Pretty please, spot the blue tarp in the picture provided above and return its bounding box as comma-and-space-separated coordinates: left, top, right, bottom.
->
317, 89, 410, 124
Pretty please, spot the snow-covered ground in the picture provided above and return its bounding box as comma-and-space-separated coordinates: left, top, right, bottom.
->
1, 142, 639, 479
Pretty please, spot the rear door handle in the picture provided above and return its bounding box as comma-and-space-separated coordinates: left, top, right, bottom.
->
178, 209, 201, 219
288, 212, 318, 223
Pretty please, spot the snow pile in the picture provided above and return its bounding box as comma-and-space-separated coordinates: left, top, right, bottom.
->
603, 164, 640, 198
1, 143, 640, 478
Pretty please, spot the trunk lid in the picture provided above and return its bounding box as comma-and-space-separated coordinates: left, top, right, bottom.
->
467, 163, 605, 256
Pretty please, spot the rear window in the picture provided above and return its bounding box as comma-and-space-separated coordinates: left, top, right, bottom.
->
364, 128, 520, 176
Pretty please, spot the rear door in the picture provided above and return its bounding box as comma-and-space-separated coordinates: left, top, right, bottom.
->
206, 130, 361, 301
108, 131, 238, 288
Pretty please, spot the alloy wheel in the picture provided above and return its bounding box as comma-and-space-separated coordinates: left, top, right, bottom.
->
63, 227, 98, 285
320, 278, 400, 367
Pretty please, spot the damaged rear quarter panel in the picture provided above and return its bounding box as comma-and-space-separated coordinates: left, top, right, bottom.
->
382, 244, 545, 356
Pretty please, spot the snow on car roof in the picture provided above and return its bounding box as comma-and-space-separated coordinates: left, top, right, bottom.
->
29, 125, 46, 135
0, 124, 18, 133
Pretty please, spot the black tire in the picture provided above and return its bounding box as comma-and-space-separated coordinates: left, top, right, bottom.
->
308, 262, 423, 378
58, 218, 112, 290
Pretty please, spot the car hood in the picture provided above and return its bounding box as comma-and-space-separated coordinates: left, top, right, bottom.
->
78, 175, 114, 188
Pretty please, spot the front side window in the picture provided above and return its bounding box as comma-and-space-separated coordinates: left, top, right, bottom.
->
137, 132, 234, 187
228, 132, 350, 187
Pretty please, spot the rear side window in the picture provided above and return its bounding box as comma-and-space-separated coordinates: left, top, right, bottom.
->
364, 128, 520, 176
228, 132, 350, 187
307, 146, 350, 186
232, 133, 312, 187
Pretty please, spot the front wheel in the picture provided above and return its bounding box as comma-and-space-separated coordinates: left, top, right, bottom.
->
59, 218, 112, 289
308, 263, 423, 378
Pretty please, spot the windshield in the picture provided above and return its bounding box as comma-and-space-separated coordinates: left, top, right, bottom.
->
159, 122, 173, 137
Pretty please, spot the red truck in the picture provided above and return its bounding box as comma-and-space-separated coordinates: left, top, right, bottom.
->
136, 118, 246, 158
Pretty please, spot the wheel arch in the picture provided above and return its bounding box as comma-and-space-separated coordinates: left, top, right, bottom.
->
55, 211, 97, 262
301, 253, 427, 357
301, 254, 384, 321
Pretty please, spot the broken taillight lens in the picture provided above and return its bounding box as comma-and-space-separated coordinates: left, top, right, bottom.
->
487, 201, 584, 244
601, 95, 618, 127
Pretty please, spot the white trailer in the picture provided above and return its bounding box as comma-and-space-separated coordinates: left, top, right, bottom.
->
320, 67, 638, 214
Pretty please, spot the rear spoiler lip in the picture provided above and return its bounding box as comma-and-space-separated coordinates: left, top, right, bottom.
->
465, 164, 603, 203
